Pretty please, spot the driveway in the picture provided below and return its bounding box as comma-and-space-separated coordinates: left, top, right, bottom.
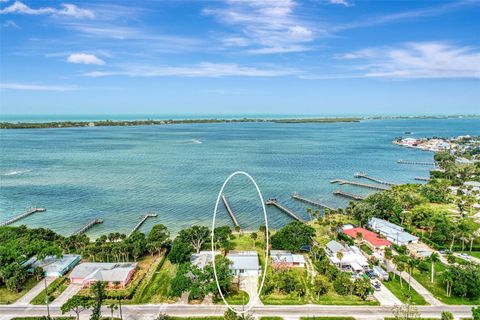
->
396, 271, 443, 306
239, 274, 261, 307
372, 281, 402, 306
14, 277, 57, 305
51, 283, 82, 307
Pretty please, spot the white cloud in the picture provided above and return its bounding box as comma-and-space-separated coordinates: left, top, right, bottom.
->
1, 19, 19, 28
329, 0, 353, 7
0, 1, 94, 19
203, 0, 316, 54
67, 53, 105, 65
338, 42, 480, 79
82, 62, 299, 78
0, 82, 76, 91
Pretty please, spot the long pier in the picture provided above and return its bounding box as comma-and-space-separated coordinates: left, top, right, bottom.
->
397, 159, 436, 166
0, 207, 46, 227
333, 190, 367, 201
265, 198, 303, 222
330, 179, 389, 191
414, 177, 430, 181
291, 193, 336, 211
221, 194, 240, 229
72, 219, 103, 236
129, 213, 158, 236
354, 172, 396, 186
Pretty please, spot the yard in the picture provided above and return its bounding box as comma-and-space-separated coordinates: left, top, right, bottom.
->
0, 277, 38, 304
133, 255, 177, 303
223, 290, 249, 305
382, 273, 426, 305
31, 276, 69, 305
412, 261, 480, 305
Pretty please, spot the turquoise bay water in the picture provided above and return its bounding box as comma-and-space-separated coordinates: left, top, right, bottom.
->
1, 118, 479, 237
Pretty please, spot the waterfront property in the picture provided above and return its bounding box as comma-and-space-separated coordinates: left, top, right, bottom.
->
270, 250, 306, 268
69, 262, 137, 288
367, 217, 418, 246
190, 251, 220, 269
23, 254, 81, 277
325, 241, 369, 273
226, 251, 261, 276
342, 227, 391, 250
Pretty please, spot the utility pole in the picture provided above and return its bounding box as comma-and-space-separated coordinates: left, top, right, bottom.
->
118, 298, 123, 320
44, 275, 50, 319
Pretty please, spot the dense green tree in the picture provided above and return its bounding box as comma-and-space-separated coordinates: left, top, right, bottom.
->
168, 238, 192, 264
441, 311, 454, 320
270, 221, 315, 251
61, 296, 93, 320
90, 281, 106, 320
313, 275, 331, 299
353, 277, 373, 300
333, 272, 353, 296
147, 224, 170, 256
178, 226, 210, 254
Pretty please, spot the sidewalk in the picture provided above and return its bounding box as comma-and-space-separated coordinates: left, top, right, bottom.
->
396, 271, 443, 306
13, 277, 57, 305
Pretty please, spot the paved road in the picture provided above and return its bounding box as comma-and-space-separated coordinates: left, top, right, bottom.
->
0, 304, 476, 319
372, 282, 402, 306
13, 277, 56, 306
396, 271, 443, 306
454, 252, 480, 265
51, 283, 82, 307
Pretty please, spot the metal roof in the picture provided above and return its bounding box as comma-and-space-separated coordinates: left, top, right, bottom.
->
226, 251, 260, 271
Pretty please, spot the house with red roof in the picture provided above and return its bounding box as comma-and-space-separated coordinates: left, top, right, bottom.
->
342, 227, 391, 250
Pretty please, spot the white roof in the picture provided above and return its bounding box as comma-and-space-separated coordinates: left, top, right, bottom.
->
270, 250, 305, 264
326, 240, 346, 254
368, 217, 418, 244
190, 251, 219, 269
25, 254, 80, 274
227, 251, 260, 271
70, 262, 136, 282
465, 181, 480, 188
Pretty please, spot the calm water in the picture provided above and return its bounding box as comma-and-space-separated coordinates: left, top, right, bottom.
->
1, 118, 479, 237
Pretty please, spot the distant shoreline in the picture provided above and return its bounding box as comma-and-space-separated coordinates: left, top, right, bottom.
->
0, 114, 479, 129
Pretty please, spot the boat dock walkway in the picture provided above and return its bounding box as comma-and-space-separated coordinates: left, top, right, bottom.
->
265, 198, 303, 222
330, 179, 389, 191
72, 219, 104, 236
0, 207, 46, 227
333, 190, 367, 201
129, 213, 158, 236
354, 172, 396, 186
291, 193, 336, 211
414, 177, 430, 181
221, 194, 240, 229
397, 159, 436, 166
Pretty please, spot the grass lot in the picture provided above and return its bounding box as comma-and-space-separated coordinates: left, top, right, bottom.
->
0, 277, 38, 304
299, 317, 356, 320
382, 273, 426, 305
224, 290, 249, 305
360, 244, 373, 255
412, 261, 480, 305
170, 318, 223, 320
308, 215, 356, 247
260, 317, 283, 320
134, 255, 177, 303
31, 276, 69, 305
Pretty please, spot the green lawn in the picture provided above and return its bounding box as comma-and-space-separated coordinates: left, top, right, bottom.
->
458, 251, 480, 259
170, 318, 223, 320
224, 290, 249, 305
299, 317, 356, 320
382, 273, 427, 305
31, 276, 69, 305
0, 277, 38, 304
360, 244, 373, 255
311, 292, 379, 306
260, 317, 283, 320
412, 262, 480, 305
133, 255, 177, 303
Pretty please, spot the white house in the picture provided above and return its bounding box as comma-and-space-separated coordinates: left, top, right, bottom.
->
70, 262, 137, 288
23, 254, 81, 277
226, 251, 261, 276
270, 250, 306, 268
368, 217, 418, 245
190, 251, 220, 269
325, 241, 368, 273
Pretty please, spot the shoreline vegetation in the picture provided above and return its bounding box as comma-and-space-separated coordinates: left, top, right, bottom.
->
1, 114, 479, 129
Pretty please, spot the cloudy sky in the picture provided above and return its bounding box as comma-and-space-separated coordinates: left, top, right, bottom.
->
1, 0, 479, 115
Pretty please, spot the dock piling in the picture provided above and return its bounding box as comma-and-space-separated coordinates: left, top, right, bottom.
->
129, 213, 158, 236
72, 218, 104, 236
265, 198, 304, 222
291, 193, 337, 211
354, 172, 396, 186
333, 190, 366, 201
221, 194, 241, 230
0, 207, 46, 227
330, 179, 389, 191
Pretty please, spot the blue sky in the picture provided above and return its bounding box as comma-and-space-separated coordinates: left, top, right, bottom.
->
0, 0, 479, 115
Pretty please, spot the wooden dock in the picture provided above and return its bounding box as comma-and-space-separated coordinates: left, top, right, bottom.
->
414, 177, 430, 181
129, 213, 158, 236
333, 190, 366, 201
354, 172, 396, 186
397, 159, 435, 166
0, 207, 46, 227
221, 194, 240, 229
72, 219, 103, 236
330, 179, 389, 191
291, 193, 336, 211
265, 198, 303, 222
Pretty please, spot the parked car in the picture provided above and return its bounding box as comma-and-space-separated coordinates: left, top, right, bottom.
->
366, 270, 376, 279
372, 281, 381, 291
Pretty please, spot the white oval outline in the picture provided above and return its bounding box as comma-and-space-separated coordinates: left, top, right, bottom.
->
211, 171, 269, 314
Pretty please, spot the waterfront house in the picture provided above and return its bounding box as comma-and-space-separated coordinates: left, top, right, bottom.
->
368, 217, 418, 246
69, 262, 137, 288
325, 240, 348, 257
226, 251, 261, 276
342, 227, 391, 250
190, 251, 220, 269
23, 254, 81, 277
325, 241, 369, 273
270, 250, 306, 268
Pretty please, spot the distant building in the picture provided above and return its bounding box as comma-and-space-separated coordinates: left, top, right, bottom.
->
226, 251, 261, 276
23, 254, 81, 277
69, 262, 137, 288
368, 217, 418, 246
190, 251, 220, 269
270, 250, 306, 268
342, 227, 391, 249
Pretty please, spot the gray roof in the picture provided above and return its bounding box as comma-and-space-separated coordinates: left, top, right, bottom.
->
368, 217, 418, 244
270, 250, 305, 264
190, 251, 219, 269
70, 262, 137, 282
326, 240, 345, 254
24, 254, 80, 274
226, 251, 260, 271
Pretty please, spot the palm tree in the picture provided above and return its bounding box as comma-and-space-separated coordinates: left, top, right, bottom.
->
442, 268, 453, 297
397, 261, 405, 288
336, 251, 344, 267
384, 247, 393, 273
107, 303, 118, 320
407, 258, 417, 291
428, 252, 440, 283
